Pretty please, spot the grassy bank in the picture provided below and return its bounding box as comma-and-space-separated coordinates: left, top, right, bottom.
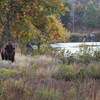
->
0, 54, 100, 100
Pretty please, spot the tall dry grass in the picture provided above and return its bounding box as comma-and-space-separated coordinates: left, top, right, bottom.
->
0, 53, 100, 100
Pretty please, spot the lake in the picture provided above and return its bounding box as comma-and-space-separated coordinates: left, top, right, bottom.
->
50, 42, 100, 56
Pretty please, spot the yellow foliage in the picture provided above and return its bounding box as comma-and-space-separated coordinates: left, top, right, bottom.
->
19, 67, 26, 74
0, 68, 17, 76
39, 5, 44, 11
10, 9, 14, 14
15, 0, 70, 43
41, 35, 46, 42
24, 15, 70, 43
47, 16, 70, 42
61, 3, 64, 8
25, 18, 41, 36
36, 12, 39, 16
0, 0, 70, 45
60, 2, 70, 15
24, 88, 31, 95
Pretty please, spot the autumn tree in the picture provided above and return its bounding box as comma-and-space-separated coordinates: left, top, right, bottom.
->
0, 0, 70, 50
61, 0, 72, 30
71, 0, 100, 30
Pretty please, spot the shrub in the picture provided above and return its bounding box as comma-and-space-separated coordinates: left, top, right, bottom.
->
77, 45, 93, 64
54, 49, 66, 64
76, 68, 90, 79
89, 65, 100, 79
32, 44, 52, 55
0, 68, 17, 79
55, 49, 75, 64
55, 64, 75, 80
94, 50, 100, 61
36, 88, 62, 100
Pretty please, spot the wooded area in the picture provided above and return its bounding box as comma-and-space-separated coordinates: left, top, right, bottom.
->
62, 0, 100, 32
0, 0, 70, 50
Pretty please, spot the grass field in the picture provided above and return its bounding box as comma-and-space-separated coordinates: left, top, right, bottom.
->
0, 53, 100, 100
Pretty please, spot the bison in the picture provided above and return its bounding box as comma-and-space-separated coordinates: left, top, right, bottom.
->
1, 42, 15, 62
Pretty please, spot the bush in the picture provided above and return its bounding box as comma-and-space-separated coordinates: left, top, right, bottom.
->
94, 50, 100, 61
72, 44, 95, 64
89, 65, 100, 79
55, 64, 75, 80
55, 49, 75, 64
36, 88, 62, 100
76, 68, 90, 79
55, 44, 100, 65
55, 49, 67, 64
32, 44, 52, 55
0, 68, 17, 79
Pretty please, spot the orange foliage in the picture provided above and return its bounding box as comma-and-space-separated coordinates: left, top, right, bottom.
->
0, 0, 70, 43
16, 13, 20, 19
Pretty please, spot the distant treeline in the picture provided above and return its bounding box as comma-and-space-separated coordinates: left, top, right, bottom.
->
62, 0, 100, 32
69, 33, 100, 42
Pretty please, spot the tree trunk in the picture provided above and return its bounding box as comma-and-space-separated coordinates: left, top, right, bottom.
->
37, 42, 40, 52
37, 36, 41, 52
1, 9, 13, 46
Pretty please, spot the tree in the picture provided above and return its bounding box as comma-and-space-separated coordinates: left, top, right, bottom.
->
61, 0, 72, 30
74, 1, 85, 30
70, 0, 100, 31
83, 3, 100, 29
0, 0, 70, 50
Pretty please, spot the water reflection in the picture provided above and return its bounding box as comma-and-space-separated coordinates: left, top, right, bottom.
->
51, 42, 100, 55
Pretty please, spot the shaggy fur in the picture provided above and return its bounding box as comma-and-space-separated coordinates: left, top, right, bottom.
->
1, 42, 15, 62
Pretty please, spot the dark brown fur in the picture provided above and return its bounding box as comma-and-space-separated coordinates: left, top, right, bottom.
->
1, 42, 15, 62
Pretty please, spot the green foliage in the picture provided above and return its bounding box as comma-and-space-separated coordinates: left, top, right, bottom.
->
55, 49, 74, 64
18, 67, 26, 74
76, 68, 90, 79
77, 45, 100, 64
54, 44, 100, 65
94, 50, 100, 61
55, 64, 75, 80
76, 44, 93, 64
32, 44, 52, 55
69, 35, 80, 42
62, 0, 100, 30
0, 68, 17, 77
83, 3, 100, 28
61, 0, 72, 30
77, 1, 100, 29
36, 88, 62, 100
55, 49, 66, 64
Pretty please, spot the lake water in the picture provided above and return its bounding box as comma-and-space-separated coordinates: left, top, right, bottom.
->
50, 42, 100, 56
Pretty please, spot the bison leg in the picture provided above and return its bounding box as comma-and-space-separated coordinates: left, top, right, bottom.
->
9, 53, 15, 63
1, 52, 4, 60
12, 53, 15, 62
5, 54, 8, 60
11, 56, 15, 62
